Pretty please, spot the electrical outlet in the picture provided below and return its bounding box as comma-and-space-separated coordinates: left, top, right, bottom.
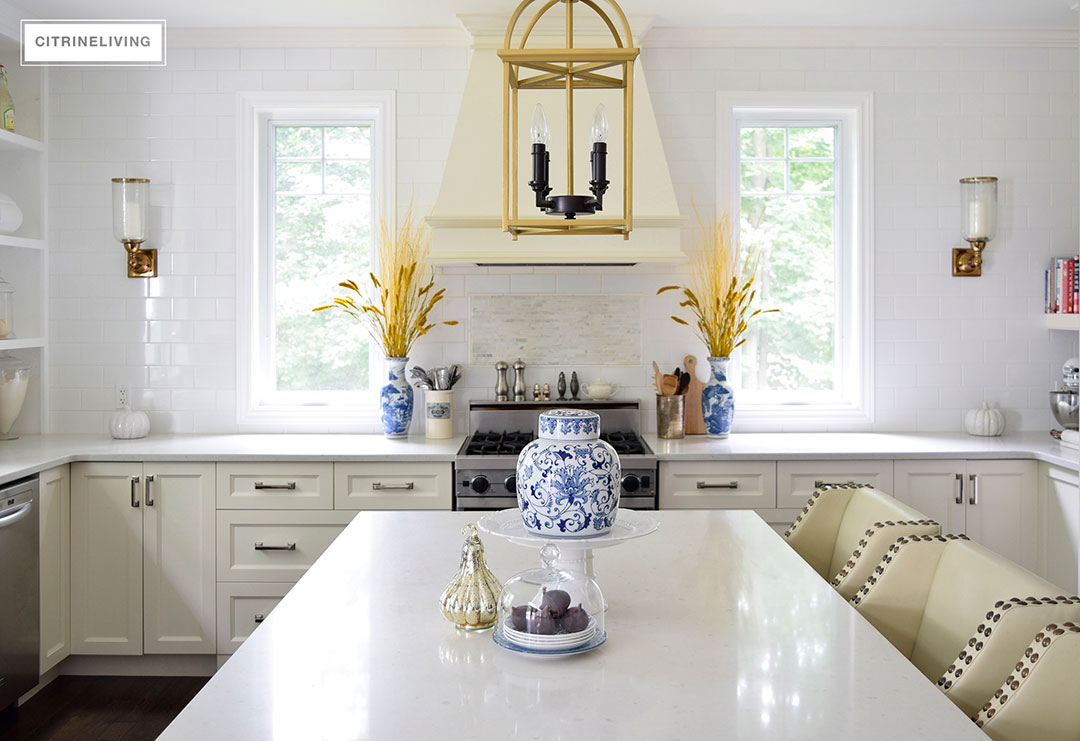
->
115, 383, 129, 409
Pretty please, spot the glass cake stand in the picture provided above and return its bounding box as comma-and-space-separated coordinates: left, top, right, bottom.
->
476, 508, 659, 581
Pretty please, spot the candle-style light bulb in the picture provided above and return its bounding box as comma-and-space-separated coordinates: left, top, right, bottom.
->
590, 103, 609, 144
530, 103, 551, 147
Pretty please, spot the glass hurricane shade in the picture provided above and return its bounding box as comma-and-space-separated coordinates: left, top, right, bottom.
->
590, 103, 609, 144
530, 103, 551, 147
112, 178, 149, 242
960, 176, 997, 242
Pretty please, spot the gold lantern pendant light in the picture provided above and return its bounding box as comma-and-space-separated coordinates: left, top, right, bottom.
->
499, 0, 638, 239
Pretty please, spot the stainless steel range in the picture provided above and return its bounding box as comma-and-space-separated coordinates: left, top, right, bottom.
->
455, 400, 657, 511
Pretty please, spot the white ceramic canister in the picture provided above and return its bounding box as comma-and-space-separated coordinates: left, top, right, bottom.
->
0, 192, 23, 235
516, 409, 620, 537
425, 389, 453, 439
0, 352, 29, 437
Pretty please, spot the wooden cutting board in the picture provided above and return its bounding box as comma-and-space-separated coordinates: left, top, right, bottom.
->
684, 354, 706, 435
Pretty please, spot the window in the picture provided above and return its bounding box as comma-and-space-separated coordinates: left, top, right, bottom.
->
717, 93, 872, 423
238, 92, 395, 428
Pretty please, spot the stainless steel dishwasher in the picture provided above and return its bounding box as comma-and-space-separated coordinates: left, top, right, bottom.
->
0, 475, 38, 711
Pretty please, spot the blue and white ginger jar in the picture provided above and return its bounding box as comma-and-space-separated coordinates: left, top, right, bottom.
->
702, 356, 734, 439
516, 409, 620, 537
379, 357, 414, 438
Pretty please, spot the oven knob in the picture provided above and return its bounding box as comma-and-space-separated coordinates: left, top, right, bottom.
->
469, 475, 490, 493
621, 474, 641, 493
504, 474, 517, 494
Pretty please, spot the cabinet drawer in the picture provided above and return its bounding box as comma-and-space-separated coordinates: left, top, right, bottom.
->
216, 582, 292, 654
660, 462, 776, 509
216, 463, 333, 509
216, 511, 356, 582
776, 460, 894, 510
334, 463, 452, 510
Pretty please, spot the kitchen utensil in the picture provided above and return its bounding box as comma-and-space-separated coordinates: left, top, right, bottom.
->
513, 359, 526, 401
410, 366, 435, 388
675, 370, 690, 395
652, 361, 664, 396
570, 371, 580, 400
435, 367, 451, 391
683, 355, 706, 435
495, 361, 509, 401
657, 393, 686, 439
448, 365, 462, 389
1050, 390, 1079, 430
1063, 358, 1078, 393
660, 374, 679, 396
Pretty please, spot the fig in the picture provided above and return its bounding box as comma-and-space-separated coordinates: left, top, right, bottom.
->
540, 589, 571, 618
510, 605, 529, 631
561, 604, 589, 633
526, 606, 557, 635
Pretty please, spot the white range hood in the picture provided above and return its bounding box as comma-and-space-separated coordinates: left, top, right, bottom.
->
428, 15, 685, 265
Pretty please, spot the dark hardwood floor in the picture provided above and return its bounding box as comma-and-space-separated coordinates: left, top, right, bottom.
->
0, 676, 207, 741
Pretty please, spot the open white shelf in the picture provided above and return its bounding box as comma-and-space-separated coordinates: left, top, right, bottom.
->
1045, 314, 1080, 332
0, 128, 45, 154
0, 234, 45, 250
0, 337, 45, 350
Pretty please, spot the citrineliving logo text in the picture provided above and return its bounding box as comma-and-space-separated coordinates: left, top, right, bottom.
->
20, 20, 166, 66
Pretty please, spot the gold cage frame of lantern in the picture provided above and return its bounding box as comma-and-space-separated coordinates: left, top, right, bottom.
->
498, 0, 639, 239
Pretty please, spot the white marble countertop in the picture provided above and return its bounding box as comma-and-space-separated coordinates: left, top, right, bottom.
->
0, 431, 1072, 486
161, 511, 986, 740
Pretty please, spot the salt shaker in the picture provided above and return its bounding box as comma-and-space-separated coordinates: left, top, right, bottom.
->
542, 383, 551, 401
557, 372, 567, 401
495, 360, 509, 402
532, 383, 541, 401
570, 371, 580, 400
513, 359, 526, 402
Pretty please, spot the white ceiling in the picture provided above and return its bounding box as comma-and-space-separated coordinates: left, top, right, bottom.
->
10, 0, 1077, 29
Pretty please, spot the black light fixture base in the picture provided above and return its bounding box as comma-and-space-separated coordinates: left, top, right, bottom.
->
545, 194, 599, 220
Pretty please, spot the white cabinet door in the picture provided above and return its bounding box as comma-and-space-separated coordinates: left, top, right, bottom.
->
70, 463, 144, 655
143, 463, 216, 654
1040, 463, 1080, 594
893, 459, 966, 533
659, 461, 776, 509
334, 462, 452, 510
38, 464, 69, 673
776, 460, 894, 510
965, 460, 1039, 573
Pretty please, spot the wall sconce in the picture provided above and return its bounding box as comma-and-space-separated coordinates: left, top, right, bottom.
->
953, 176, 997, 277
111, 177, 157, 278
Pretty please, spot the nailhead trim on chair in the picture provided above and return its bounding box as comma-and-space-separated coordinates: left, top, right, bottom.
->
850, 534, 969, 606
972, 622, 1080, 727
830, 519, 938, 587
937, 596, 1080, 690
784, 483, 881, 539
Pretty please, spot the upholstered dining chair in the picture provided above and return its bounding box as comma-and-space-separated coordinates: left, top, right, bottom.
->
784, 484, 940, 599
851, 534, 1080, 720
974, 622, 1080, 741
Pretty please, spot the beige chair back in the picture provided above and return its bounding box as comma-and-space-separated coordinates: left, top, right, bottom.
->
827, 488, 931, 577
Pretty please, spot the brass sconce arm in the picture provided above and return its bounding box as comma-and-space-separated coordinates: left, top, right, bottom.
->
952, 240, 986, 277
123, 239, 158, 278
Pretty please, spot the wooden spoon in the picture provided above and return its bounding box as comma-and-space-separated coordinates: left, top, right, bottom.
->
675, 369, 690, 395
652, 361, 665, 395
661, 373, 679, 395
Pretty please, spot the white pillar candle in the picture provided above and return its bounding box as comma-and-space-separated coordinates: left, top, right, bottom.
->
124, 201, 143, 240
967, 200, 988, 239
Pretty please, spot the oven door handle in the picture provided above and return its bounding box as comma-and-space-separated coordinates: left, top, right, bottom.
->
0, 501, 32, 529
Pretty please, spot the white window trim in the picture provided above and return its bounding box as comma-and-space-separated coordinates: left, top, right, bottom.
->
716, 91, 874, 426
236, 90, 396, 430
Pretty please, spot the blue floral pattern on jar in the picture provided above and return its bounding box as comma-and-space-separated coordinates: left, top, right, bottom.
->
702, 356, 734, 439
517, 409, 620, 537
380, 357, 414, 438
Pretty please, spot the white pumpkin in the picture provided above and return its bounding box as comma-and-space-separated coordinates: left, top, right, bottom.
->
110, 405, 150, 439
964, 402, 1005, 437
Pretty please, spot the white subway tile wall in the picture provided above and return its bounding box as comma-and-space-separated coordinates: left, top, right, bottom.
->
47, 40, 1078, 435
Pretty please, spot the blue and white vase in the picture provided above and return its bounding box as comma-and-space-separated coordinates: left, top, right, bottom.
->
702, 356, 735, 439
379, 357, 414, 438
516, 409, 620, 538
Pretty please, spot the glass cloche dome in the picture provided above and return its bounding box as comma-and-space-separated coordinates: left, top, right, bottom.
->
494, 544, 606, 654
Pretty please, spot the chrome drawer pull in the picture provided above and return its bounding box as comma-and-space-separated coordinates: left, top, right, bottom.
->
130, 476, 141, 508
955, 473, 964, 505
697, 481, 738, 489
254, 481, 297, 490
372, 482, 414, 491
144, 474, 155, 507
969, 474, 978, 506
813, 480, 865, 489
254, 613, 265, 624
254, 542, 296, 551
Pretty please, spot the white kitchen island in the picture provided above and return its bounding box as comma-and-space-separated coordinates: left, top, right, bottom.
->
160, 510, 986, 740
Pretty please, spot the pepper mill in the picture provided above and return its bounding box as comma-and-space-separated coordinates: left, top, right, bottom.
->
557, 372, 567, 401
512, 359, 526, 402
495, 360, 509, 402
570, 371, 580, 400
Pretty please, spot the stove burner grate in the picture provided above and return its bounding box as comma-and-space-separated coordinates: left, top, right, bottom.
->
463, 429, 648, 456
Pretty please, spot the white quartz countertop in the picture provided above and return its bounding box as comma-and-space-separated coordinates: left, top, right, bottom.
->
0, 431, 1072, 486
161, 511, 987, 740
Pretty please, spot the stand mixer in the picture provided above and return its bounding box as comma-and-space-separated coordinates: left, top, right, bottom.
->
1050, 357, 1078, 431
